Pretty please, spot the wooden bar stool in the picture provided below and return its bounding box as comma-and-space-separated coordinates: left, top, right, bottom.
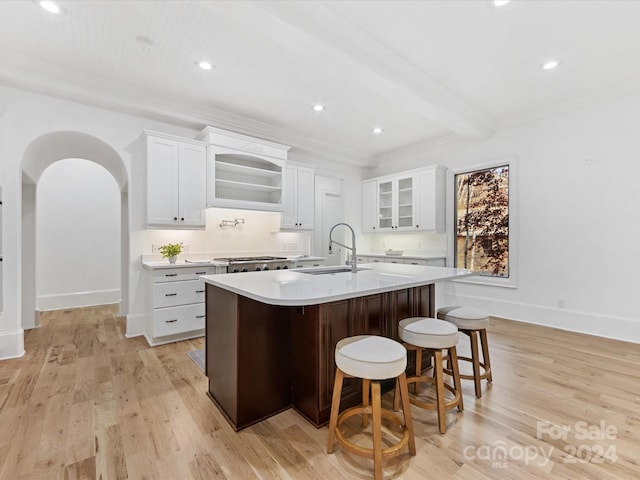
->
327, 335, 416, 480
437, 306, 492, 398
394, 317, 463, 434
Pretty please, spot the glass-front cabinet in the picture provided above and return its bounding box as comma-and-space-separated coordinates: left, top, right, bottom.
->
377, 174, 416, 231
361, 165, 446, 234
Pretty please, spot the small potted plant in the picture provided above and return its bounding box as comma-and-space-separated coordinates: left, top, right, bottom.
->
158, 242, 183, 264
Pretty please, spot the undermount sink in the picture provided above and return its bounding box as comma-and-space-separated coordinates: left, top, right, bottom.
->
301, 266, 370, 275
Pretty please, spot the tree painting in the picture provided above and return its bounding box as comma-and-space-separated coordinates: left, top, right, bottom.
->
455, 166, 509, 277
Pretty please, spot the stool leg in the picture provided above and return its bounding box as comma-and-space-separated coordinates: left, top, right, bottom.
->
480, 329, 493, 383
362, 378, 370, 427
414, 347, 423, 394
371, 381, 383, 480
469, 330, 482, 398
448, 346, 464, 412
327, 368, 344, 454
393, 377, 401, 412
397, 372, 416, 455
433, 350, 447, 434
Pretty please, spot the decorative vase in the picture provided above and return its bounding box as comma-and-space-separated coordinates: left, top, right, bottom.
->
168, 256, 177, 264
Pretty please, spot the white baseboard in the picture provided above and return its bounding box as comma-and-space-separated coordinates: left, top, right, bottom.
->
125, 313, 146, 338
443, 292, 640, 344
0, 328, 25, 360
38, 289, 120, 311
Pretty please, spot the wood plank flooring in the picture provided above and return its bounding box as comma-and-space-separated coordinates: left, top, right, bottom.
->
1, 305, 639, 479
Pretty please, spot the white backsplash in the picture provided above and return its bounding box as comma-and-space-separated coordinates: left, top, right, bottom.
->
366, 232, 447, 256
143, 208, 310, 258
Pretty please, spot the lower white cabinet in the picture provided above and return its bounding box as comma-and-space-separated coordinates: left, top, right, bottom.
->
146, 265, 218, 344
153, 303, 205, 338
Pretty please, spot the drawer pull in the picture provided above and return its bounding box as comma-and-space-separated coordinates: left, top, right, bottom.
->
165, 273, 178, 277
196, 290, 205, 293
196, 271, 207, 275
165, 319, 178, 323
165, 293, 178, 297
195, 315, 205, 319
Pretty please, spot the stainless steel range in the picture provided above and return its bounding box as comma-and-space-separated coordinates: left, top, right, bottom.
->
214, 256, 292, 273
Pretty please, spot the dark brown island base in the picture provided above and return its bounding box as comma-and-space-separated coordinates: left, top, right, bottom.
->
202, 264, 473, 431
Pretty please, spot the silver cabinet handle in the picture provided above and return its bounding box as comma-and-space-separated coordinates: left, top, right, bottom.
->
196, 271, 207, 275
196, 290, 205, 293
195, 315, 205, 319
165, 319, 178, 323
165, 293, 177, 297
165, 273, 178, 277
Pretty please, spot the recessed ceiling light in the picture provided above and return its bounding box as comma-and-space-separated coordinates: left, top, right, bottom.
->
541, 58, 563, 70
492, 0, 511, 6
198, 61, 214, 71
312, 104, 325, 112
39, 1, 63, 14
372, 127, 383, 134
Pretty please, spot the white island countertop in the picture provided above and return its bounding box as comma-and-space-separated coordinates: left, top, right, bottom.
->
201, 263, 473, 306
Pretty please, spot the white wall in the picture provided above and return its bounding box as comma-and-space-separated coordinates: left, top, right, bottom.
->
36, 159, 120, 310
371, 96, 640, 342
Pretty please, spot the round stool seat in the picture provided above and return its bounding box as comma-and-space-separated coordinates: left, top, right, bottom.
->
437, 306, 489, 330
335, 335, 407, 380
399, 317, 458, 349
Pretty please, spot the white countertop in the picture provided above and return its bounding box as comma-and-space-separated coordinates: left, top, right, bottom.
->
201, 263, 473, 306
359, 253, 446, 260
142, 259, 228, 269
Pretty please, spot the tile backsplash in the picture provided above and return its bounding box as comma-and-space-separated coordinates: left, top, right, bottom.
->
143, 208, 310, 258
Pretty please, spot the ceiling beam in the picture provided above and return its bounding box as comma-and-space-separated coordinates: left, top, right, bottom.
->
253, 0, 494, 141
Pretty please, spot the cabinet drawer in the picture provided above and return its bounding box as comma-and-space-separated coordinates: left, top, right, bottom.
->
153, 303, 205, 337
153, 267, 215, 283
154, 280, 205, 308
404, 259, 427, 266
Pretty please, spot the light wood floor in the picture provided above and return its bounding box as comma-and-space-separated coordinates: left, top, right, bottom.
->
1, 305, 639, 479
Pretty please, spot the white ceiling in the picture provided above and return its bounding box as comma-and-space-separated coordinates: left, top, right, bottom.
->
2, 0, 640, 166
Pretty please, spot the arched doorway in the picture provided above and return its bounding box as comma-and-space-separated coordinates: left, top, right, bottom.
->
20, 131, 129, 331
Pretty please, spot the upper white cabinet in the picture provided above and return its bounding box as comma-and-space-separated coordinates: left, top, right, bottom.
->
197, 126, 290, 212
414, 166, 446, 233
281, 164, 314, 230
145, 131, 207, 229
361, 165, 446, 233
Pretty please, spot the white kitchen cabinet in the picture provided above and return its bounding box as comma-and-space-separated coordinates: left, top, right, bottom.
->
281, 164, 314, 230
377, 174, 417, 231
145, 131, 207, 228
361, 180, 378, 233
146, 265, 219, 344
197, 126, 290, 212
361, 165, 446, 233
414, 166, 446, 233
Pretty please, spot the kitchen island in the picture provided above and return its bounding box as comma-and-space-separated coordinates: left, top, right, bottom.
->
201, 263, 473, 430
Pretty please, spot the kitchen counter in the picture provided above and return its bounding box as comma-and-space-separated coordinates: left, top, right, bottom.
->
201, 263, 471, 306
359, 253, 446, 260
142, 259, 228, 269
203, 263, 473, 430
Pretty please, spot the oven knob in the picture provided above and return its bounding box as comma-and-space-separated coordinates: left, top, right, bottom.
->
283, 265, 289, 269
276, 266, 281, 270
255, 267, 261, 271
241, 268, 248, 272
232, 268, 239, 273
263, 266, 270, 271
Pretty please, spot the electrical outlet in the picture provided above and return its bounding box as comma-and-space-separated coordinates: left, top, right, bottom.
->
557, 299, 565, 309
182, 244, 189, 253
151, 244, 161, 253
